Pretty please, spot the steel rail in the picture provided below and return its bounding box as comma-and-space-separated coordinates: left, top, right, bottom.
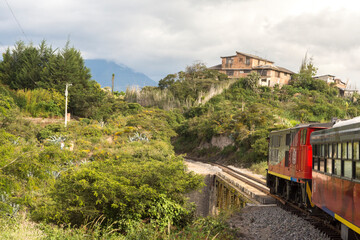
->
185, 158, 342, 239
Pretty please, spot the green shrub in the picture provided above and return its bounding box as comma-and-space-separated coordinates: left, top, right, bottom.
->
37, 124, 64, 141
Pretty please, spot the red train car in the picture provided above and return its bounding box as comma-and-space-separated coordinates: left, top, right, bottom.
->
310, 118, 360, 239
267, 123, 331, 206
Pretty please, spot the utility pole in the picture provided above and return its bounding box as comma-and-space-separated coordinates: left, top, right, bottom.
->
112, 73, 115, 94
65, 83, 72, 127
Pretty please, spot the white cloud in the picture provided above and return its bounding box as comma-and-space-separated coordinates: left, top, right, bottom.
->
1, 0, 360, 85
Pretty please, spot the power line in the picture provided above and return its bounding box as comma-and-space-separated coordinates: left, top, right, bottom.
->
3, 0, 30, 42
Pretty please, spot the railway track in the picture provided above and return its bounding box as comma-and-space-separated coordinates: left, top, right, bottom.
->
185, 158, 342, 239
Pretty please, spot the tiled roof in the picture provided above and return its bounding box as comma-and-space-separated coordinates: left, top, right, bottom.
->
252, 65, 294, 74
314, 74, 335, 78
236, 51, 274, 63
208, 64, 222, 70
220, 51, 274, 63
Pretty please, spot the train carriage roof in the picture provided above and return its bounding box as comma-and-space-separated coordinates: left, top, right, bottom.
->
311, 117, 360, 144
270, 122, 333, 135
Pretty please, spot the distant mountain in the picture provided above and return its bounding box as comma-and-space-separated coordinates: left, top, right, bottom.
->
85, 59, 157, 92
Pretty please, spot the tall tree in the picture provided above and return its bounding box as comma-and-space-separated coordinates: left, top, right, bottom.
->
0, 40, 107, 118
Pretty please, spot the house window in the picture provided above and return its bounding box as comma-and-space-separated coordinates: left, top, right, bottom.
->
261, 70, 267, 76
226, 58, 233, 65
225, 58, 233, 68
239, 58, 243, 62
276, 71, 280, 77
226, 70, 234, 76
245, 57, 250, 65
244, 70, 251, 73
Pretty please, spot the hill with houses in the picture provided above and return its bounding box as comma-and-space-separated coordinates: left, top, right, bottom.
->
210, 51, 357, 97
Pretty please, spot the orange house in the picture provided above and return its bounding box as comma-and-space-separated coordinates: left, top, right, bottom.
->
210, 51, 294, 87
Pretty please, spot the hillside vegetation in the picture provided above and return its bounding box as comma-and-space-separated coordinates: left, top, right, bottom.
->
129, 58, 360, 167
1, 40, 359, 238
0, 42, 237, 239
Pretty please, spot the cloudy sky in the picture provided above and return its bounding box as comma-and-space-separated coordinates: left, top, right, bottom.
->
1, 0, 360, 87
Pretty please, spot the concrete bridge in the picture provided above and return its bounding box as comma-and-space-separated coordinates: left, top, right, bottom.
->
187, 169, 273, 217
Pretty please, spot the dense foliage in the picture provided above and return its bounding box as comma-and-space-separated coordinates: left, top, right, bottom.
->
0, 41, 112, 119
2, 39, 358, 238
0, 101, 213, 237
125, 62, 231, 110
172, 60, 360, 165
0, 41, 242, 239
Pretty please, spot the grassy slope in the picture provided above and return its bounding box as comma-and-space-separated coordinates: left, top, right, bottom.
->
174, 80, 360, 167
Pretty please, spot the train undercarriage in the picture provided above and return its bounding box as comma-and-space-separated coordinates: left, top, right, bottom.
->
267, 173, 360, 240
267, 173, 311, 208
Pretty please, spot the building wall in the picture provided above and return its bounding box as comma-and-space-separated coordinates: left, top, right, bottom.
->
221, 68, 291, 88
221, 53, 273, 70
259, 70, 291, 87
219, 53, 291, 87
218, 69, 250, 78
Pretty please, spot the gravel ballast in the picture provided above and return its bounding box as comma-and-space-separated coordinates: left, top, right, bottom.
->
229, 205, 330, 240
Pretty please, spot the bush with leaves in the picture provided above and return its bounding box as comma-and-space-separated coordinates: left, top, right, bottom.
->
32, 140, 203, 231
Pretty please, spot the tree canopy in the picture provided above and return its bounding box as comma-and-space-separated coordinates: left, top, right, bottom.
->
0, 41, 107, 118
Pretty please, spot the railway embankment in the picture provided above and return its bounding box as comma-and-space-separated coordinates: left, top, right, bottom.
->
185, 160, 335, 239
184, 159, 221, 216
228, 205, 330, 240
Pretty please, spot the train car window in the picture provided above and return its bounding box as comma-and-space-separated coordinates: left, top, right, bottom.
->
286, 134, 291, 146
285, 151, 289, 167
337, 143, 342, 159
342, 142, 347, 159
356, 162, 360, 180
348, 142, 352, 160
273, 135, 281, 147
313, 157, 319, 170
328, 144, 332, 158
291, 132, 297, 146
270, 149, 279, 164
319, 159, 325, 172
326, 159, 333, 173
344, 160, 352, 178
333, 143, 337, 158
313, 145, 318, 157
324, 144, 328, 158
354, 142, 359, 160
316, 144, 321, 156
272, 136, 275, 147
334, 159, 341, 176
301, 129, 307, 145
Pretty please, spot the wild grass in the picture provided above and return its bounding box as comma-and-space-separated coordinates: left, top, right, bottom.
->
249, 161, 267, 177
0, 213, 44, 240
125, 79, 236, 111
